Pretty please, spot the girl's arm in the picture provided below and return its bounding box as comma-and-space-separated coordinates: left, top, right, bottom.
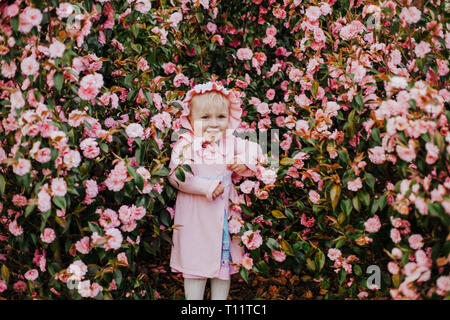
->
234, 138, 264, 177
168, 139, 221, 201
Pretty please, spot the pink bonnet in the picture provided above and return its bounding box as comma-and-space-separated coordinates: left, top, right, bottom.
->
179, 81, 243, 134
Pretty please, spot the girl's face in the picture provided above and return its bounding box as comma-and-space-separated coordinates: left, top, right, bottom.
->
189, 101, 229, 142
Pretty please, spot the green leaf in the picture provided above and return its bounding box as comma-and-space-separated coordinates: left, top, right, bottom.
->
52, 196, 66, 210
340, 198, 353, 217
266, 238, 281, 251
153, 167, 169, 176
364, 173, 375, 192
240, 267, 249, 283
143, 90, 153, 106
354, 264, 362, 276
315, 251, 325, 272
254, 261, 269, 275
54, 72, 64, 93
358, 190, 371, 207
352, 195, 361, 212
175, 167, 185, 182
25, 204, 36, 218
338, 268, 347, 285
127, 165, 144, 191
0, 174, 5, 197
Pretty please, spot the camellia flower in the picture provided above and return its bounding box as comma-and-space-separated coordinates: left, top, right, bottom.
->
241, 253, 253, 270
40, 228, 56, 244
308, 190, 320, 204
364, 215, 381, 233
125, 123, 144, 139
236, 48, 253, 61
327, 248, 342, 261
242, 230, 263, 250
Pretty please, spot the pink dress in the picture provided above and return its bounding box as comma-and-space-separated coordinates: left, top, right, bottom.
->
168, 131, 263, 279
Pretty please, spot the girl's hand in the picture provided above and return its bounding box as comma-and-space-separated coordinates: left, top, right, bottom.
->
212, 182, 224, 200
227, 157, 248, 175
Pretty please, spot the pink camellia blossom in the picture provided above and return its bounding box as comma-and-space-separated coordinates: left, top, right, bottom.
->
228, 217, 243, 234
13, 158, 31, 176
126, 123, 144, 139
400, 6, 422, 24
168, 11, 183, 28
75, 236, 90, 254
24, 269, 39, 281
38, 188, 51, 212
241, 253, 253, 270
99, 208, 120, 230
63, 149, 81, 169
425, 142, 439, 165
266, 89, 276, 100
5, 4, 19, 17
256, 102, 270, 115
242, 230, 263, 250
387, 262, 400, 275
56, 3, 74, 19
305, 6, 322, 21
10, 90, 25, 109
13, 281, 27, 293
308, 190, 320, 204
408, 234, 424, 250
239, 180, 255, 194
1, 60, 17, 78
162, 62, 177, 74
104, 228, 123, 251
206, 22, 217, 33
85, 179, 98, 198
347, 177, 363, 192
19, 7, 43, 33
258, 168, 277, 185
339, 20, 365, 41
364, 215, 381, 233
135, 0, 152, 14
51, 178, 67, 197
414, 41, 431, 59
21, 56, 40, 76
173, 73, 189, 87
368, 146, 386, 164
0, 280, 7, 293
8, 220, 23, 237
236, 48, 253, 61
396, 143, 416, 163
137, 57, 150, 72
327, 248, 342, 261
271, 249, 286, 262
288, 68, 303, 82
40, 228, 56, 244
436, 276, 450, 292
117, 252, 129, 266
80, 138, 100, 159
12, 194, 27, 207
391, 247, 403, 259
390, 228, 402, 244
49, 39, 66, 58
77, 280, 92, 298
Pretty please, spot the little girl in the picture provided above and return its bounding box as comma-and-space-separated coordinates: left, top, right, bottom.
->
168, 81, 263, 300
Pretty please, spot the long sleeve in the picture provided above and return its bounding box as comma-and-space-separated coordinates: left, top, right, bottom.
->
234, 137, 264, 177
168, 137, 221, 201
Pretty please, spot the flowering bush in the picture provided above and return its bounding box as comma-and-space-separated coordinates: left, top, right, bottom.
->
0, 0, 449, 300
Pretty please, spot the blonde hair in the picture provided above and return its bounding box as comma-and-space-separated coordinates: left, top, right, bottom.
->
188, 91, 230, 119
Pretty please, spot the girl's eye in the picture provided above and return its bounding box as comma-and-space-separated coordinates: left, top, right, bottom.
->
201, 116, 209, 119
219, 115, 226, 118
